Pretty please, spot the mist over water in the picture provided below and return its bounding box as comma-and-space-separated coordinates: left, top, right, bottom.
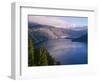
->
44, 39, 87, 65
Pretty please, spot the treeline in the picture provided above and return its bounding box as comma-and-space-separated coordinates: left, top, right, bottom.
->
28, 36, 60, 66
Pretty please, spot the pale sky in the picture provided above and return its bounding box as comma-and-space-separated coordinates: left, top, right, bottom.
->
28, 15, 88, 29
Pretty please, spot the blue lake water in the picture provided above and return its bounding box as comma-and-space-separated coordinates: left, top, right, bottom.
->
44, 39, 88, 65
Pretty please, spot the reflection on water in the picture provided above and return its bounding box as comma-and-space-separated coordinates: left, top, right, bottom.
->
44, 39, 87, 65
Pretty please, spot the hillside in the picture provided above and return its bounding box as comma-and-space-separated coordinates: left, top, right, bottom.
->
72, 33, 88, 43
28, 22, 88, 44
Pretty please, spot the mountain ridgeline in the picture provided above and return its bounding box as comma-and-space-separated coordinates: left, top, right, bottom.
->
28, 22, 87, 44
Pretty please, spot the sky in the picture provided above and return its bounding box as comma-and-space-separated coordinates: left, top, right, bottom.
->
61, 17, 88, 27
28, 15, 88, 29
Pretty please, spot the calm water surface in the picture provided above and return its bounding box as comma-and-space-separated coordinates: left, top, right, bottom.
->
44, 39, 87, 65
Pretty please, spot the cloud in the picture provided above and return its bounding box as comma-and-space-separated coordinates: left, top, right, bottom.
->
28, 16, 75, 28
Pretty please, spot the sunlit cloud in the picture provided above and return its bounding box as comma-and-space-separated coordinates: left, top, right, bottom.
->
28, 16, 76, 28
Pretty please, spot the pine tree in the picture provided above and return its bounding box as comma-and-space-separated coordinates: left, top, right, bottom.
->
39, 44, 48, 65
28, 38, 34, 66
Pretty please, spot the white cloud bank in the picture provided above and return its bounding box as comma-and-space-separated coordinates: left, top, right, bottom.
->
28, 16, 76, 28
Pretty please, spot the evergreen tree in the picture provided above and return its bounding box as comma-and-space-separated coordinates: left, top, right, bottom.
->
39, 44, 48, 65
28, 38, 34, 66
47, 53, 55, 65
34, 48, 40, 66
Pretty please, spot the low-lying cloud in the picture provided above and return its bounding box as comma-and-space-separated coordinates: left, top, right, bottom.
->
28, 16, 76, 28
